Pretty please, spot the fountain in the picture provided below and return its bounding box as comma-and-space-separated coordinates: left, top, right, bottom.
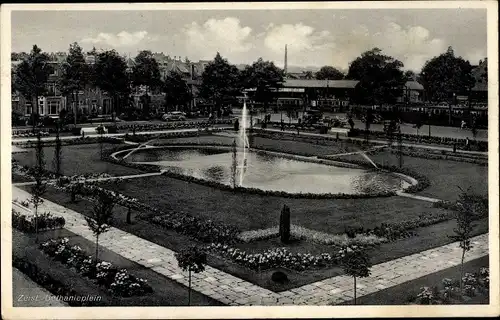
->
237, 98, 250, 186
122, 137, 160, 160
358, 150, 378, 169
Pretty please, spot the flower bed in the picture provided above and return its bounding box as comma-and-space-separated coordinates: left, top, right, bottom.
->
413, 268, 489, 304
147, 212, 240, 244
116, 120, 232, 132
12, 136, 123, 148
13, 256, 98, 306
40, 238, 152, 297
349, 128, 488, 151
206, 243, 342, 271
237, 225, 387, 247
12, 130, 50, 138
388, 149, 488, 165
12, 209, 66, 233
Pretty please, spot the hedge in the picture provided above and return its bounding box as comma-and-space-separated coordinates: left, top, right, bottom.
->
12, 210, 66, 233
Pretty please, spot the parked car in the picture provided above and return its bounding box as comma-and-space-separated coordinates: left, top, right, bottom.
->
162, 111, 187, 121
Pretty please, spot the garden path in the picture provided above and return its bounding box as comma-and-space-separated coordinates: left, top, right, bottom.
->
11, 186, 489, 306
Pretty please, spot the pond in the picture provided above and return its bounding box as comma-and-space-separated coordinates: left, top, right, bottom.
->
125, 147, 411, 195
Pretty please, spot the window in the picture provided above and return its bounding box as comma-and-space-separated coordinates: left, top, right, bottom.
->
25, 102, 32, 115
48, 100, 60, 115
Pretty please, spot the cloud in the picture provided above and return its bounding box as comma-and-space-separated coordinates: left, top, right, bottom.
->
331, 22, 446, 71
182, 17, 253, 62
81, 31, 151, 48
263, 23, 334, 68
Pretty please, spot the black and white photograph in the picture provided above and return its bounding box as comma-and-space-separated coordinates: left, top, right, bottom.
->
1, 1, 498, 319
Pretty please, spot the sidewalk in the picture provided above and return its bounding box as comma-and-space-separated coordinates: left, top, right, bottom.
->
12, 186, 489, 306
12, 268, 68, 307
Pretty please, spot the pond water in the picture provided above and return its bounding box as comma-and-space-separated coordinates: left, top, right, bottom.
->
125, 147, 410, 195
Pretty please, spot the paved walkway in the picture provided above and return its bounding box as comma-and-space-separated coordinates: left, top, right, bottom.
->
11, 126, 232, 144
261, 128, 488, 156
396, 191, 442, 203
12, 268, 68, 307
12, 186, 489, 305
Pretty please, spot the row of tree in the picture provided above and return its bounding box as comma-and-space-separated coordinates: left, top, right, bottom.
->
13, 43, 487, 127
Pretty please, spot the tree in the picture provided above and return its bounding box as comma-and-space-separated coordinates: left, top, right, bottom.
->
199, 53, 241, 112
12, 45, 54, 132
59, 42, 91, 126
31, 130, 47, 243
346, 48, 405, 107
52, 121, 63, 176
94, 50, 130, 119
303, 71, 314, 80
241, 58, 284, 112
132, 50, 162, 115
340, 245, 371, 305
420, 46, 475, 104
85, 190, 114, 265
404, 70, 416, 81
448, 187, 485, 296
175, 245, 207, 306
315, 66, 344, 80
163, 70, 192, 112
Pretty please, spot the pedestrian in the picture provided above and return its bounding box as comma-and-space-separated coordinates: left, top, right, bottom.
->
348, 118, 354, 130
461, 120, 466, 130
453, 143, 457, 153
234, 118, 239, 131
280, 119, 285, 131
465, 137, 470, 150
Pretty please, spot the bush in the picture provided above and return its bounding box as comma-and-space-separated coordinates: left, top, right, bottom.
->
106, 126, 118, 134
12, 210, 65, 233
71, 127, 82, 136
40, 238, 152, 297
271, 271, 289, 284
13, 256, 98, 306
206, 243, 341, 271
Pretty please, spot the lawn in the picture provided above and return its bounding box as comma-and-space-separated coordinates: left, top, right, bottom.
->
12, 229, 222, 306
347, 256, 489, 305
22, 182, 488, 292
12, 133, 490, 292
335, 151, 488, 201
12, 143, 146, 179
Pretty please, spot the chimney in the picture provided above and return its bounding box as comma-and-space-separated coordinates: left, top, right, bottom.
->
284, 44, 288, 77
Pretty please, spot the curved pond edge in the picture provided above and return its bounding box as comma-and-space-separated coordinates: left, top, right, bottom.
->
109, 144, 422, 199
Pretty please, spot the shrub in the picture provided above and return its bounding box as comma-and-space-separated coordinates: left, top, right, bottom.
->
206, 243, 340, 271
271, 271, 289, 284
40, 238, 152, 297
13, 256, 99, 306
106, 126, 118, 134
12, 210, 65, 233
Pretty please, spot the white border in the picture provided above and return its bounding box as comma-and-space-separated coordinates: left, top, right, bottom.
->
1, 2, 499, 319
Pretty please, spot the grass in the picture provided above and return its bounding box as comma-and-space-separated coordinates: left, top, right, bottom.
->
346, 256, 489, 305
12, 143, 146, 177
12, 229, 222, 306
12, 134, 490, 293
99, 174, 451, 234
335, 151, 488, 201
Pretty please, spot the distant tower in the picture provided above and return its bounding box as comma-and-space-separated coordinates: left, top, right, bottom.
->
284, 44, 288, 77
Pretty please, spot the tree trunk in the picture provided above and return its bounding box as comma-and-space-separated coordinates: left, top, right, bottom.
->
353, 276, 357, 305
34, 203, 39, 243
32, 96, 37, 133
95, 234, 100, 266
188, 268, 192, 306
74, 90, 78, 127
460, 247, 466, 295
126, 207, 132, 224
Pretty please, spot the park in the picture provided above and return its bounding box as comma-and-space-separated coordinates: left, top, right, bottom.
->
9, 36, 490, 307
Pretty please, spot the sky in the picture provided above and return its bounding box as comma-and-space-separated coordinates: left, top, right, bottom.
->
11, 8, 487, 72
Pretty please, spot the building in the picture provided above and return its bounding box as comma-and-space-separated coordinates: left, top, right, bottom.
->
11, 53, 112, 119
